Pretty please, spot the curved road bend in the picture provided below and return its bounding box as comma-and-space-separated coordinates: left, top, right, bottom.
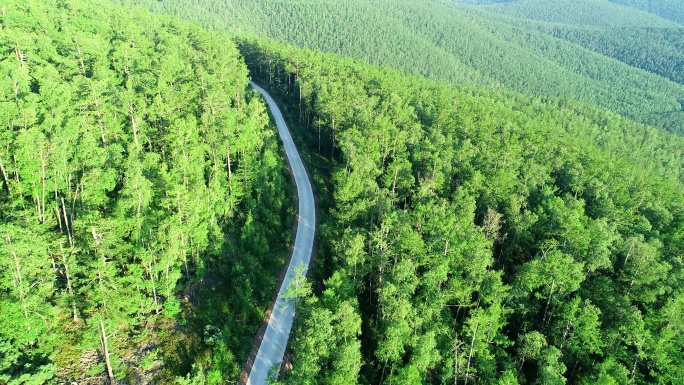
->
247, 82, 316, 385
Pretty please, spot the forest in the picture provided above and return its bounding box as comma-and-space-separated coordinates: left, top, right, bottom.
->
608, 0, 684, 25
2, 0, 683, 383
238, 39, 684, 384
113, 0, 684, 135
1, 0, 293, 383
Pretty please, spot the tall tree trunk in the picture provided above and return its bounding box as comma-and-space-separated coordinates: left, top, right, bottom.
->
331, 118, 336, 159
12, 155, 19, 183
74, 40, 86, 75
100, 119, 108, 146
0, 155, 11, 195
40, 150, 46, 223
60, 243, 78, 322
391, 165, 399, 204
35, 193, 42, 223
543, 278, 556, 326
145, 254, 160, 314
100, 320, 116, 385
560, 320, 572, 350
453, 337, 462, 385
62, 197, 73, 246
10, 245, 30, 331
176, 192, 189, 279
464, 319, 480, 385
630, 353, 639, 382
55, 207, 63, 232
129, 103, 139, 148
226, 148, 233, 211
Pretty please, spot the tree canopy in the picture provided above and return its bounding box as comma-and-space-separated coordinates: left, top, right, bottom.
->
113, 0, 684, 134
0, 0, 292, 383
240, 38, 684, 384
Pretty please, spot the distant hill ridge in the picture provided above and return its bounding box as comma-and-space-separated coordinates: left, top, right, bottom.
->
476, 0, 681, 27
113, 0, 684, 134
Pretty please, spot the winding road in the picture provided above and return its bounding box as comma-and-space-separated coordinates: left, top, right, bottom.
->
246, 82, 316, 385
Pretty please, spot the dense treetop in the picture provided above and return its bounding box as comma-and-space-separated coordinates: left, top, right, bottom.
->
453, 0, 684, 25
1, 0, 292, 383
114, 0, 684, 134
609, 0, 684, 25
239, 37, 684, 384
4, 0, 684, 383
475, 0, 680, 27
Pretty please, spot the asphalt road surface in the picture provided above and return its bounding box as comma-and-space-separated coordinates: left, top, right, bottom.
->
247, 82, 316, 385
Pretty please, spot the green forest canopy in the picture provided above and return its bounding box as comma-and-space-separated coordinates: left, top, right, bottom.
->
1, 0, 292, 383
476, 0, 680, 27
114, 0, 684, 134
3, 0, 684, 383
608, 0, 684, 25
239, 38, 684, 384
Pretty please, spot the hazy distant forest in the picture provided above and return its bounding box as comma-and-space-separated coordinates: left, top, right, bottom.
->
1, 0, 683, 384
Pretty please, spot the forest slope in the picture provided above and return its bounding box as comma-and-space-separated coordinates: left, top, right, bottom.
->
455, 0, 684, 132
609, 0, 684, 25
476, 0, 680, 27
0, 0, 292, 383
114, 0, 684, 134
239, 38, 684, 384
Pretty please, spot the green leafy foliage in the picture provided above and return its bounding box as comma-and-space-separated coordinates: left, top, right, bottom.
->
111, 0, 684, 133
478, 0, 679, 27
0, 0, 292, 382
240, 38, 684, 384
609, 0, 684, 25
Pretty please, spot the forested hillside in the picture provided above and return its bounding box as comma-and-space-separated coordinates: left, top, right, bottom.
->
477, 0, 680, 27
239, 39, 684, 384
0, 0, 292, 383
609, 0, 684, 25
453, 0, 684, 25
460, 0, 684, 132
113, 0, 684, 134
543, 27, 684, 85
5, 0, 684, 384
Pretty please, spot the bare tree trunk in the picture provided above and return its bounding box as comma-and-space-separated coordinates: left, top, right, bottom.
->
129, 103, 139, 148
35, 193, 42, 223
623, 238, 636, 271
60, 243, 79, 322
145, 256, 160, 314
134, 177, 142, 217
61, 197, 73, 246
454, 336, 462, 385
74, 40, 86, 75
630, 353, 639, 382
560, 320, 572, 350
176, 192, 189, 279
100, 121, 108, 146
10, 245, 30, 331
331, 118, 336, 159
40, 150, 46, 223
0, 155, 11, 195
543, 278, 556, 326
391, 165, 401, 205
100, 320, 116, 385
464, 319, 480, 385
55, 207, 63, 232
15, 47, 25, 67
226, 148, 233, 211
297, 58, 301, 118
12, 155, 19, 183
